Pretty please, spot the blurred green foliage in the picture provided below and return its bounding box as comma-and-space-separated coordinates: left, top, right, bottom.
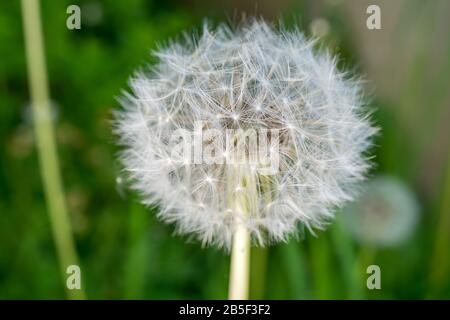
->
0, 0, 449, 299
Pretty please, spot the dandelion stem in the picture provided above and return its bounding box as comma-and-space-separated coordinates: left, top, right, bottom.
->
250, 246, 268, 299
427, 155, 450, 297
21, 0, 85, 300
330, 219, 364, 299
228, 167, 254, 300
310, 234, 332, 299
228, 222, 251, 300
280, 242, 309, 299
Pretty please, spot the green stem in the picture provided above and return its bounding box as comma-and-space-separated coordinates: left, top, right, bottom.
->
280, 242, 309, 299
123, 201, 150, 299
310, 234, 332, 299
249, 174, 274, 300
330, 220, 364, 299
357, 245, 377, 299
20, 0, 85, 299
427, 156, 450, 298
250, 246, 268, 299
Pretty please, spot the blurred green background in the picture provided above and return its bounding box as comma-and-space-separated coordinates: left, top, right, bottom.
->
1, 0, 449, 299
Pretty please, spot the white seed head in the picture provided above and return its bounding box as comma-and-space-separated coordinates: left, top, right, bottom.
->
340, 175, 419, 247
114, 20, 377, 249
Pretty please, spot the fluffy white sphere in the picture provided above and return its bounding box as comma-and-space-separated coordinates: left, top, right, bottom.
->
341, 176, 419, 247
115, 20, 377, 249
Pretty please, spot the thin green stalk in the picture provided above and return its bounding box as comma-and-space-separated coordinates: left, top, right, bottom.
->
356, 245, 377, 299
249, 174, 274, 300
330, 220, 364, 299
21, 0, 85, 299
250, 246, 268, 299
355, 245, 378, 300
358, 246, 377, 272
123, 201, 150, 299
279, 242, 309, 299
310, 233, 332, 299
427, 156, 450, 298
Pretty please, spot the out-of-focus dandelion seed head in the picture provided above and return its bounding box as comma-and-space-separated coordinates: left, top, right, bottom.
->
341, 175, 419, 247
22, 100, 60, 125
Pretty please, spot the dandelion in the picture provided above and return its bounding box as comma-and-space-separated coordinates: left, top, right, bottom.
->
341, 175, 419, 247
114, 20, 377, 299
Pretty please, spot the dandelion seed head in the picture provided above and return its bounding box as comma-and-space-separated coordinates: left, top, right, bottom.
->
341, 176, 419, 247
114, 20, 377, 249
